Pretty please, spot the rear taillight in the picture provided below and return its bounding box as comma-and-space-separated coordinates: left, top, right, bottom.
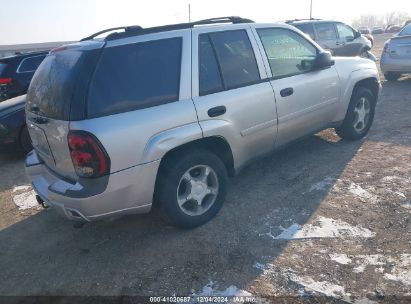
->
383, 42, 390, 53
68, 131, 110, 178
0, 78, 12, 85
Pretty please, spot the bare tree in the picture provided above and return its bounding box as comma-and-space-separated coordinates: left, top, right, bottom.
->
353, 11, 410, 29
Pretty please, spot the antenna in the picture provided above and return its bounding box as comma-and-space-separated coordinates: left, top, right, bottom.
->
188, 4, 191, 23
310, 0, 313, 19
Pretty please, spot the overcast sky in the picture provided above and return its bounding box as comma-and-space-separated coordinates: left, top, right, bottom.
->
1, 0, 410, 44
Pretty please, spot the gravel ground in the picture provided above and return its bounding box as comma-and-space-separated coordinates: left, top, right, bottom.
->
0, 34, 410, 303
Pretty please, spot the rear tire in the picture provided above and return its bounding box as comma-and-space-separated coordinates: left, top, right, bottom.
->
19, 126, 32, 153
155, 149, 228, 229
335, 87, 376, 141
384, 72, 401, 81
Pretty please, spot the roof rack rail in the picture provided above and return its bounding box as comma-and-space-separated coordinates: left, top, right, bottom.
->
80, 25, 143, 41
285, 18, 322, 24
80, 16, 254, 41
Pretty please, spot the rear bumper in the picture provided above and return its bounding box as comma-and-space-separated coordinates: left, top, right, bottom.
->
380, 54, 411, 73
25, 150, 160, 221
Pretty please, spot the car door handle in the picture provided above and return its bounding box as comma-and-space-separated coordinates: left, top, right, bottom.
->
280, 87, 294, 97
208, 106, 226, 117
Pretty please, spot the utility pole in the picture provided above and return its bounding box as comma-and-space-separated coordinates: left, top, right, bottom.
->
310, 0, 313, 19
188, 4, 191, 23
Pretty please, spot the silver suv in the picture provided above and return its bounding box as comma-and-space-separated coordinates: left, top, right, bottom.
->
25, 17, 381, 228
288, 19, 373, 58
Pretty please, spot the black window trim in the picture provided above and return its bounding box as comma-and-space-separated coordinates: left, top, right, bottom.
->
16, 54, 47, 74
256, 27, 321, 81
86, 36, 183, 119
198, 29, 262, 97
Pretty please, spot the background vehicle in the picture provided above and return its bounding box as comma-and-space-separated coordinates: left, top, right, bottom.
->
358, 27, 371, 34
287, 19, 372, 58
26, 17, 381, 228
381, 23, 411, 81
385, 24, 402, 33
0, 51, 48, 102
371, 26, 384, 34
0, 95, 31, 153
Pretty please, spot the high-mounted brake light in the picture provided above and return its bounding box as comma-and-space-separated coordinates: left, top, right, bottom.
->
68, 131, 110, 178
0, 78, 12, 85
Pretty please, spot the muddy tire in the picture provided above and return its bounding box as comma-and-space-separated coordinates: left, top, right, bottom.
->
155, 149, 228, 228
335, 87, 376, 141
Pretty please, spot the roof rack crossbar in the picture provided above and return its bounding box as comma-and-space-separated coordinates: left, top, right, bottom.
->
80, 25, 143, 41
80, 16, 254, 41
285, 18, 322, 24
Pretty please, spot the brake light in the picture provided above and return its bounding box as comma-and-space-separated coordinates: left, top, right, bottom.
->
383, 42, 390, 53
0, 78, 12, 85
68, 131, 110, 178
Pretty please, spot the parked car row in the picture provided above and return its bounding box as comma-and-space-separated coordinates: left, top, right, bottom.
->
23, 16, 381, 227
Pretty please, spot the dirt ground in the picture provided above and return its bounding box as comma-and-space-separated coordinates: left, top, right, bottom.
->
0, 34, 410, 303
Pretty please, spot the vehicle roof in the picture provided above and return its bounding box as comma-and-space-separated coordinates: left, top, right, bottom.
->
286, 19, 344, 25
0, 50, 49, 62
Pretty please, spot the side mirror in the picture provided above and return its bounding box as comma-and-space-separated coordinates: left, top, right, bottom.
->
354, 31, 361, 39
313, 52, 335, 70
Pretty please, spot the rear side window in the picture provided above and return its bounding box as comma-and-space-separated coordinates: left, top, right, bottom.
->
87, 37, 182, 117
294, 24, 315, 40
18, 55, 46, 73
199, 30, 260, 95
315, 23, 337, 40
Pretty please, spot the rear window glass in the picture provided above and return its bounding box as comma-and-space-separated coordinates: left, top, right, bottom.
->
87, 37, 182, 117
294, 24, 315, 40
27, 51, 84, 120
18, 55, 46, 73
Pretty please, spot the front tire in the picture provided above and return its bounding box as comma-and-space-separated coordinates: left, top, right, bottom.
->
335, 87, 376, 141
384, 72, 401, 81
155, 149, 228, 228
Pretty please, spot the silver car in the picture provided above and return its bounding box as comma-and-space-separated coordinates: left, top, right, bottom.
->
381, 24, 411, 81
25, 17, 381, 228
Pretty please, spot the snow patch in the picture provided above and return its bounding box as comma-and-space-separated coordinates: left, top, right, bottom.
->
194, 281, 252, 297
329, 254, 352, 265
309, 177, 338, 192
352, 255, 385, 273
289, 274, 346, 298
348, 182, 378, 203
12, 185, 31, 192
382, 254, 411, 286
401, 201, 411, 210
261, 216, 375, 240
12, 189, 38, 210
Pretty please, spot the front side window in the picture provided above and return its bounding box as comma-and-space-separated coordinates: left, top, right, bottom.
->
315, 23, 337, 40
88, 37, 182, 117
257, 28, 318, 78
199, 30, 260, 94
18, 55, 46, 73
336, 23, 355, 40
